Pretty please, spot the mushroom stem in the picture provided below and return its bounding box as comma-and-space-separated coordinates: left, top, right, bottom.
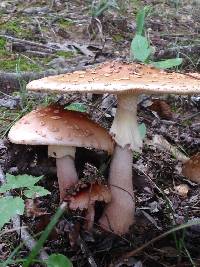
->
48, 146, 78, 201
56, 155, 78, 200
84, 204, 95, 230
110, 94, 142, 151
99, 145, 135, 234
100, 94, 142, 234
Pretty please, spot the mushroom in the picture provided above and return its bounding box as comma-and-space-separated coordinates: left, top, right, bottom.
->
27, 61, 200, 234
65, 181, 111, 230
8, 105, 114, 201
182, 153, 200, 183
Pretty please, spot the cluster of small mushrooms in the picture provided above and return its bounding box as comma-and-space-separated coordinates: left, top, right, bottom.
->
8, 61, 200, 235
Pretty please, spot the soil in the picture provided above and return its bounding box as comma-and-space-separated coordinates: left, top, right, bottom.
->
0, 1, 200, 267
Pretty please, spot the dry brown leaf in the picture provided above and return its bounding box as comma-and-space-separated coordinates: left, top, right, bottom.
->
150, 99, 173, 120
25, 199, 48, 218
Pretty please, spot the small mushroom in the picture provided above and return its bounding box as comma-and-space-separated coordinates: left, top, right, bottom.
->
27, 61, 200, 234
182, 153, 200, 183
8, 105, 114, 201
65, 181, 111, 230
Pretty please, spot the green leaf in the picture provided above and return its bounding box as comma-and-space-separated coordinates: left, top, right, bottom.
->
138, 123, 147, 140
65, 103, 87, 113
0, 174, 43, 193
47, 254, 73, 267
130, 34, 152, 63
151, 58, 183, 69
0, 196, 24, 229
24, 186, 51, 199
136, 6, 151, 35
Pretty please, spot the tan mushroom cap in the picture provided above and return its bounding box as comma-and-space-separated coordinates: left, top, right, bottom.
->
27, 61, 200, 95
182, 153, 200, 183
8, 105, 114, 154
65, 182, 111, 211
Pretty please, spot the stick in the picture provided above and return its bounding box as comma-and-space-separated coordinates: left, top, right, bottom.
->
0, 166, 48, 260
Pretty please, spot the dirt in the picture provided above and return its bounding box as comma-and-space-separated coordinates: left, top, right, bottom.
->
0, 0, 200, 267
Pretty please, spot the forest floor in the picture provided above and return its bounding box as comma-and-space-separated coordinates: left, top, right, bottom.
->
0, 0, 200, 266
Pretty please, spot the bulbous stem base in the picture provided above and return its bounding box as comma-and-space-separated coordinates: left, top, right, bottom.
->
99, 145, 135, 235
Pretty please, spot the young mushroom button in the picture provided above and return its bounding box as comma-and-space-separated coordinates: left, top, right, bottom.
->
27, 61, 200, 235
8, 105, 114, 201
65, 181, 111, 230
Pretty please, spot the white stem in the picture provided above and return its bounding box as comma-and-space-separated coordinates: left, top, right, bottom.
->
100, 94, 142, 234
99, 145, 135, 234
84, 204, 95, 230
110, 94, 142, 152
48, 146, 78, 201
56, 155, 78, 201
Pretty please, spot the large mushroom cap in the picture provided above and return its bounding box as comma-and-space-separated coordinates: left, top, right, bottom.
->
8, 105, 114, 154
27, 61, 200, 95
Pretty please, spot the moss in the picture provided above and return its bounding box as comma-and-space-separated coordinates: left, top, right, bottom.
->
0, 18, 32, 38
0, 37, 6, 49
57, 18, 74, 28
0, 56, 42, 72
112, 34, 124, 42
55, 50, 75, 58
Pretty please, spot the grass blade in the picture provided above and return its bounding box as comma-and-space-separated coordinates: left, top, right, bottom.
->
23, 202, 67, 267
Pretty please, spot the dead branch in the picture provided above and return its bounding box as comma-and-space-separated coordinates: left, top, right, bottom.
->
156, 44, 200, 59
0, 67, 74, 94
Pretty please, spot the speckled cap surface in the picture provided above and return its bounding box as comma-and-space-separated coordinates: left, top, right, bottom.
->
27, 61, 200, 95
8, 105, 114, 154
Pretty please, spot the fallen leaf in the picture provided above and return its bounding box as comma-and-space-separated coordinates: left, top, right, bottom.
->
25, 199, 48, 218
150, 99, 173, 120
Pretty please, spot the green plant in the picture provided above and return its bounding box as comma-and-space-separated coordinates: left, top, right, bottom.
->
22, 202, 69, 267
1, 203, 73, 267
0, 37, 6, 50
47, 254, 73, 267
0, 173, 50, 229
130, 6, 183, 69
91, 0, 119, 18
65, 102, 87, 112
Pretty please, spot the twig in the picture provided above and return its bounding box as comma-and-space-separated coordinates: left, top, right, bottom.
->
117, 220, 200, 261
0, 226, 27, 237
0, 35, 95, 57
78, 234, 98, 267
182, 111, 200, 122
148, 134, 189, 163
0, 166, 48, 260
156, 44, 200, 59
0, 35, 56, 51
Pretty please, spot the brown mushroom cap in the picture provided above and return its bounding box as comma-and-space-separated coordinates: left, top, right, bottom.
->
65, 181, 111, 211
182, 153, 200, 183
27, 61, 200, 95
8, 105, 114, 154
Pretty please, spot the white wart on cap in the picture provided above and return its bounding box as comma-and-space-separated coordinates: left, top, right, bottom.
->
27, 61, 200, 95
